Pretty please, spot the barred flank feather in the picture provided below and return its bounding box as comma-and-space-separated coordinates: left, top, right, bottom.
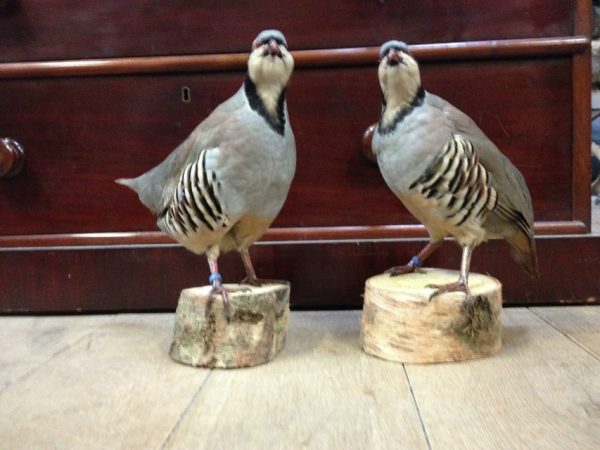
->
409, 134, 538, 278
410, 134, 498, 227
159, 149, 230, 237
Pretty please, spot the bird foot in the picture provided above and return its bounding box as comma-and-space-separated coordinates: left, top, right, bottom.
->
427, 281, 470, 301
241, 276, 287, 287
385, 264, 423, 277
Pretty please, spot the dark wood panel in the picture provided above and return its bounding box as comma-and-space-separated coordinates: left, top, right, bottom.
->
0, 0, 573, 63
2, 235, 599, 313
0, 58, 573, 235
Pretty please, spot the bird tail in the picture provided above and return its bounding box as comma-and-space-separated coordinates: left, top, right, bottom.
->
115, 176, 141, 197
506, 230, 539, 279
115, 175, 161, 214
115, 177, 135, 189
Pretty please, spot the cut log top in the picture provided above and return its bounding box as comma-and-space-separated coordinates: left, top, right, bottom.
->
362, 269, 503, 364
185, 282, 289, 299
366, 268, 501, 303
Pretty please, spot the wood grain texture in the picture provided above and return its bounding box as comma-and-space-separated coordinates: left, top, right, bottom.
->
0, 59, 574, 235
0, 315, 113, 388
0, 0, 592, 311
361, 270, 502, 364
163, 311, 428, 449
0, 37, 588, 79
572, 50, 592, 228
1, 235, 599, 312
405, 308, 600, 449
170, 284, 289, 368
0, 219, 589, 249
0, 0, 573, 62
531, 306, 600, 359
571, 0, 592, 229
1, 308, 599, 448
0, 314, 207, 449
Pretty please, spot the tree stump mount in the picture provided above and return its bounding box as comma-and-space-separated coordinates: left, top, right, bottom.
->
170, 283, 290, 369
361, 269, 502, 364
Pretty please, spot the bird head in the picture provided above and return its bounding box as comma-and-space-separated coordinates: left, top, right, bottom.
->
377, 40, 421, 108
247, 30, 294, 94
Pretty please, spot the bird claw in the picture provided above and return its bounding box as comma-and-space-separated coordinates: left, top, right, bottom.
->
240, 276, 287, 287
427, 282, 471, 301
385, 264, 421, 277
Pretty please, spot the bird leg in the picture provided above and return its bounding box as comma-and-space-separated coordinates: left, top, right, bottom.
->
240, 248, 284, 286
386, 241, 443, 276
428, 245, 473, 300
206, 247, 230, 320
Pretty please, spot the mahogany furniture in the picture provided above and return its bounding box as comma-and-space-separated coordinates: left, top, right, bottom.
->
1, 0, 598, 312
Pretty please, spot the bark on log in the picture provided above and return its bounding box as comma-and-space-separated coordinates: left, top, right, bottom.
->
361, 269, 502, 364
170, 283, 289, 368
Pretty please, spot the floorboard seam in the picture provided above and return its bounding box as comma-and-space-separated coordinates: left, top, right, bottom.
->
402, 364, 433, 450
0, 330, 96, 391
159, 370, 213, 449
528, 308, 600, 361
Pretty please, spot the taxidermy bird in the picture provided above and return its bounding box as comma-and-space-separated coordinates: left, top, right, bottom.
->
372, 40, 539, 298
117, 30, 295, 309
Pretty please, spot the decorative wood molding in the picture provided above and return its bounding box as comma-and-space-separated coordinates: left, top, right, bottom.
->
2, 234, 599, 312
0, 36, 589, 79
0, 221, 587, 249
571, 0, 593, 230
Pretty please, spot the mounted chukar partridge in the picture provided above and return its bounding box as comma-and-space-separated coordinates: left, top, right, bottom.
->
117, 30, 295, 309
372, 40, 539, 298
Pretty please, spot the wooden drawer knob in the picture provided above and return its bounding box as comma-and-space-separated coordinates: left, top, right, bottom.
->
362, 123, 378, 165
0, 138, 26, 178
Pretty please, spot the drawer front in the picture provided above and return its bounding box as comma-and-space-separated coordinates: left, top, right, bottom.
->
0, 0, 573, 62
0, 58, 572, 236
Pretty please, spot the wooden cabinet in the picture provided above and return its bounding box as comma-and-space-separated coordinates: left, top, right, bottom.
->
1, 0, 598, 312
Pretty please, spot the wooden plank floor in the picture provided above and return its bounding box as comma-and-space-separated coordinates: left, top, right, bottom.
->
1, 307, 599, 449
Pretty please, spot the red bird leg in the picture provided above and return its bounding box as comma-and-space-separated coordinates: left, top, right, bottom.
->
240, 248, 259, 285
428, 245, 473, 300
206, 251, 230, 320
240, 248, 283, 286
386, 240, 443, 276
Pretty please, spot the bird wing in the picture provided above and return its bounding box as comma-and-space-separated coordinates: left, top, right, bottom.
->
117, 87, 245, 214
432, 94, 538, 277
159, 147, 232, 237
434, 95, 535, 233
408, 133, 499, 231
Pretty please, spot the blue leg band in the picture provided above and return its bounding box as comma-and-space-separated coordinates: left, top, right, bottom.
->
209, 273, 222, 284
409, 256, 422, 267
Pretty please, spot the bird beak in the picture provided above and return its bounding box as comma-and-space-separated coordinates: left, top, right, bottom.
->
266, 39, 283, 58
386, 49, 403, 66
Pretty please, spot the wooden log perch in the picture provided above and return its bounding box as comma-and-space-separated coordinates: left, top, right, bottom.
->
169, 283, 289, 369
360, 269, 502, 364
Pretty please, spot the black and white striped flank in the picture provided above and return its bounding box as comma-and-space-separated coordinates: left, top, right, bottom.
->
409, 134, 498, 227
159, 149, 230, 237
